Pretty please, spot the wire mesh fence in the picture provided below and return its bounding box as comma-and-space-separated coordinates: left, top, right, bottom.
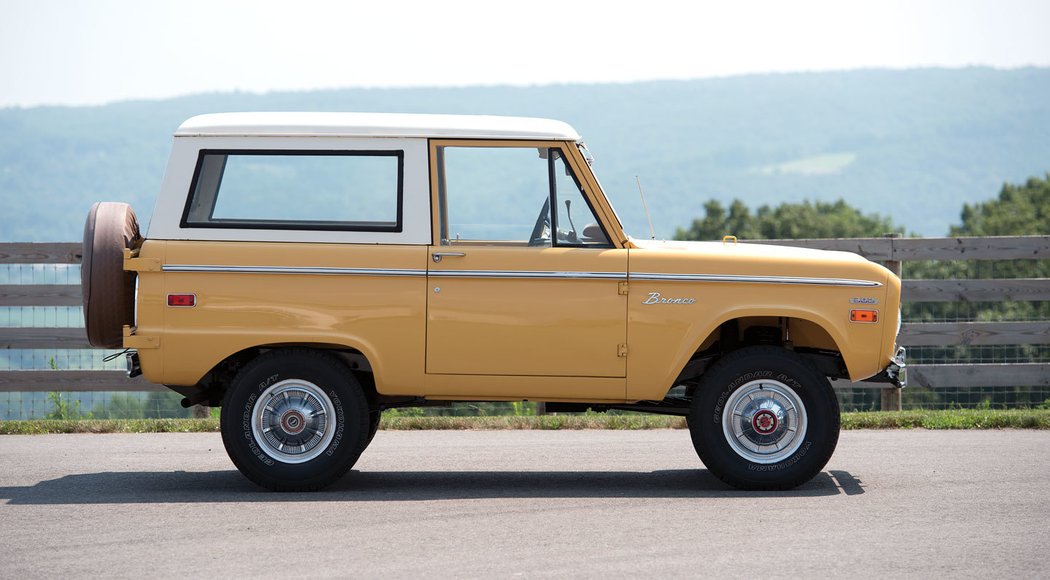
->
885, 256, 1050, 410
0, 391, 194, 420
835, 386, 1050, 412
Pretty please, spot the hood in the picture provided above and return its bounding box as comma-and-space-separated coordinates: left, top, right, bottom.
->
629, 238, 870, 265
627, 237, 891, 286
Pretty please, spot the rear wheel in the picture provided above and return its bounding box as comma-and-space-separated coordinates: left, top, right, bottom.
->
688, 346, 840, 490
220, 350, 370, 491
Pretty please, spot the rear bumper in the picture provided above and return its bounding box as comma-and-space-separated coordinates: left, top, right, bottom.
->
126, 351, 142, 378
865, 347, 907, 388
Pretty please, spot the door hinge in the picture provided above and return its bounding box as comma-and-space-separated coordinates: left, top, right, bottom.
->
618, 281, 629, 295
617, 343, 628, 357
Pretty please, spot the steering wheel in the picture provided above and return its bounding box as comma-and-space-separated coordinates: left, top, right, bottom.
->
528, 198, 551, 247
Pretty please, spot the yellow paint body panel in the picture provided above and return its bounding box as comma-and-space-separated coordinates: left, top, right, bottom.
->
424, 246, 627, 399
133, 240, 428, 395
626, 240, 895, 400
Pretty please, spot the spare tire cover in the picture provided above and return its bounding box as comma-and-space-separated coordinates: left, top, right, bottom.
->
82, 202, 140, 348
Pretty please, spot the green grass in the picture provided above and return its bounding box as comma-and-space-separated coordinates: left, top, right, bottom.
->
841, 409, 1050, 430
0, 418, 220, 435
2, 409, 1049, 434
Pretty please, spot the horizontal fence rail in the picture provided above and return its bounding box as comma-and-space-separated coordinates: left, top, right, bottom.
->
0, 327, 92, 349
744, 235, 1050, 261
902, 279, 1050, 303
0, 243, 83, 264
0, 284, 82, 307
0, 371, 161, 392
900, 321, 1050, 346
1, 239, 1048, 401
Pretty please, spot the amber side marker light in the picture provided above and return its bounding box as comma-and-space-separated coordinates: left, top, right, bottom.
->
167, 294, 196, 307
850, 309, 878, 323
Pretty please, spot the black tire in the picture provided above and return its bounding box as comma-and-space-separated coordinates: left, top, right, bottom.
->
688, 346, 840, 490
81, 202, 140, 348
220, 349, 370, 491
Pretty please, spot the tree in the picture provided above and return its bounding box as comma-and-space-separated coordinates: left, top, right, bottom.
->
674, 198, 900, 241
910, 174, 1050, 285
951, 174, 1050, 236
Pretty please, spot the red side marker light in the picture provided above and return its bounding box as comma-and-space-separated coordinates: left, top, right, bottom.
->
850, 309, 878, 323
167, 293, 196, 307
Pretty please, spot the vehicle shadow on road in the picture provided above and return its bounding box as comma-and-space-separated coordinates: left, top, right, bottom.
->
0, 469, 864, 504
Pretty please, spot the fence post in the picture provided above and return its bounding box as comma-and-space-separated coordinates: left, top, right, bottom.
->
881, 233, 903, 412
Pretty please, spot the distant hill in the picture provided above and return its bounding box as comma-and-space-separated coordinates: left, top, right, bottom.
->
1, 67, 1049, 241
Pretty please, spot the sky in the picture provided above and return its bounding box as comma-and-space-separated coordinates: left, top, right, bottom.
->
1, 0, 1049, 108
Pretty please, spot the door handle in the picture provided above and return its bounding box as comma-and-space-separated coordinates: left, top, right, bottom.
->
432, 252, 466, 263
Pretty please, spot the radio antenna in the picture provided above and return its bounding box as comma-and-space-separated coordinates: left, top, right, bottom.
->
635, 176, 656, 240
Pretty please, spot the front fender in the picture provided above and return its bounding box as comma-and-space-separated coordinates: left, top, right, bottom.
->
626, 299, 885, 402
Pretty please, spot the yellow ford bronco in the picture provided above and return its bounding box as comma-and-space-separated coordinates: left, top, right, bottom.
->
82, 112, 905, 491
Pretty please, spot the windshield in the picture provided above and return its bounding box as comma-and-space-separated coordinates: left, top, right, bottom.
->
576, 141, 627, 234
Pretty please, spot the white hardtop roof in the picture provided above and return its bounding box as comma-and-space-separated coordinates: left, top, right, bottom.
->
175, 112, 581, 140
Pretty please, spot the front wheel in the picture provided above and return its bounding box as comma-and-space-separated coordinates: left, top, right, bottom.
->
220, 350, 370, 491
688, 346, 840, 490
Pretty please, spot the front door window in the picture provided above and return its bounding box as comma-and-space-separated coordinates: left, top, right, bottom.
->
437, 145, 610, 247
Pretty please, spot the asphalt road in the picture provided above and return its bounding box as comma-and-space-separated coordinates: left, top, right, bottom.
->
1, 429, 1048, 578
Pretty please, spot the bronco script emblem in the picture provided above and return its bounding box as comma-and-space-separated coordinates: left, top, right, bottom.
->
642, 292, 696, 305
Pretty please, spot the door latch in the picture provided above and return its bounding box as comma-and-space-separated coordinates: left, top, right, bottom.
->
432, 252, 465, 263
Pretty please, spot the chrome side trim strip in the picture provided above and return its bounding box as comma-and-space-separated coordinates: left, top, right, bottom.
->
632, 272, 882, 287
163, 265, 622, 280
162, 265, 426, 277
162, 265, 880, 287
428, 270, 625, 280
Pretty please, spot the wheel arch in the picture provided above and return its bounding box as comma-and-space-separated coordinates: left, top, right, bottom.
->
180, 341, 382, 405
665, 308, 852, 395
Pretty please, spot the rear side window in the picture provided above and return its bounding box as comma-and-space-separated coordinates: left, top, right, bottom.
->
182, 150, 403, 231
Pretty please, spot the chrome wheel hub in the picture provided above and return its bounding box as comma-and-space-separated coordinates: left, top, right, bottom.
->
722, 379, 808, 464
752, 409, 779, 435
251, 379, 336, 464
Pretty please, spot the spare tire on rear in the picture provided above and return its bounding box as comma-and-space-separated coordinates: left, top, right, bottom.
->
82, 202, 140, 348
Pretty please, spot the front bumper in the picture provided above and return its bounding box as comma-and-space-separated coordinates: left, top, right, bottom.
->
865, 347, 907, 388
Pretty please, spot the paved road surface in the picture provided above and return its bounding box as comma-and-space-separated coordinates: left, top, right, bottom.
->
1, 429, 1048, 578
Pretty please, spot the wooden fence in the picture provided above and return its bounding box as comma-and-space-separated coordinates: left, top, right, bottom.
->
2, 238, 1049, 408
1, 243, 156, 393
745, 234, 1050, 395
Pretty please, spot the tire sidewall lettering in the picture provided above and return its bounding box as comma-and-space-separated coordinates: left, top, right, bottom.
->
747, 440, 812, 472
241, 391, 274, 466
325, 389, 345, 456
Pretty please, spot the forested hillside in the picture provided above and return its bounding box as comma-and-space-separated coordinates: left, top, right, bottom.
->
1, 67, 1048, 241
